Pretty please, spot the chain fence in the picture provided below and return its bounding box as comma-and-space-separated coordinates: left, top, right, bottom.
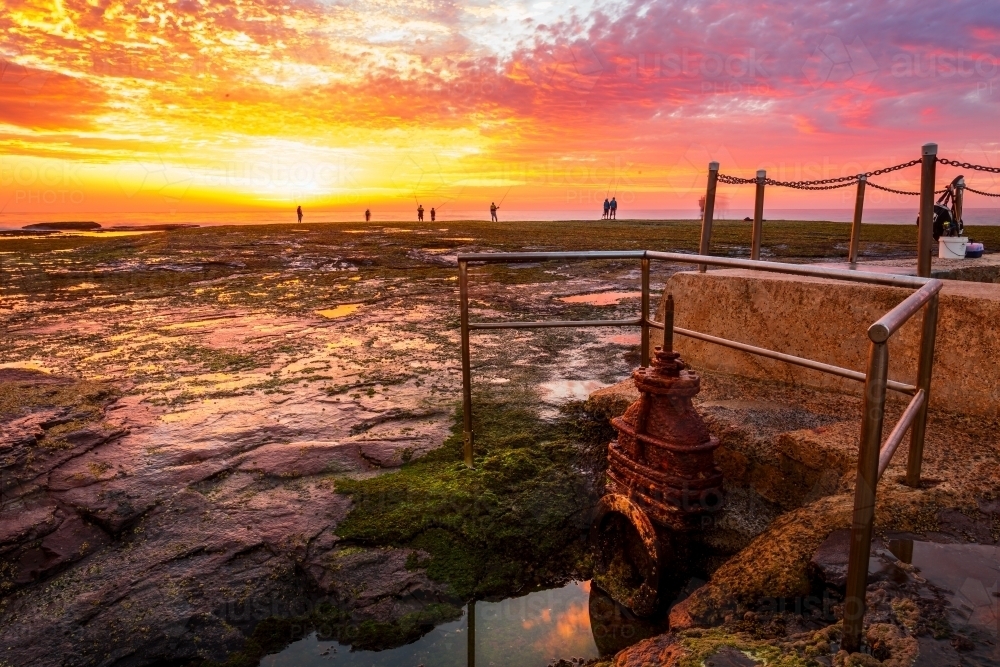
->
716, 156, 998, 197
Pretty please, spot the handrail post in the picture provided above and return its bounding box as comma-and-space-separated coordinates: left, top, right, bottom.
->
906, 293, 938, 487
698, 161, 720, 272
917, 143, 937, 278
750, 169, 765, 260
459, 260, 475, 468
641, 257, 651, 367
849, 175, 866, 266
842, 340, 889, 653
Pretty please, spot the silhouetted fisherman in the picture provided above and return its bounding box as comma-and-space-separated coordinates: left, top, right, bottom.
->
610, 197, 618, 219
297, 205, 303, 223
490, 202, 498, 222
365, 208, 371, 222
430, 207, 436, 222
417, 204, 424, 221
603, 198, 610, 219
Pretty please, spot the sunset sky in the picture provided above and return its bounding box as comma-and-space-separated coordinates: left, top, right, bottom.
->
1, 0, 998, 219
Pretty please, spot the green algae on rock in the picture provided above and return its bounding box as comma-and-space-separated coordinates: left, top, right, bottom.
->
333, 397, 612, 599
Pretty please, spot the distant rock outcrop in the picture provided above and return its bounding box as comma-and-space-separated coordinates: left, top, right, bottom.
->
22, 221, 101, 231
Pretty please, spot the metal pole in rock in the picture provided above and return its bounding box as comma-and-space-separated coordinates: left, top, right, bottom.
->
906, 294, 938, 487
849, 176, 866, 266
751, 169, 766, 261
459, 260, 475, 468
699, 162, 719, 272
917, 143, 937, 278
842, 340, 890, 653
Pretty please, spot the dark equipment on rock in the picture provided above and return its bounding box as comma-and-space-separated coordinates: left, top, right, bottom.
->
917, 175, 965, 241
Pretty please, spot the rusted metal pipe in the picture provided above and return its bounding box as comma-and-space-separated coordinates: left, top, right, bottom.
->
917, 143, 937, 278
849, 176, 866, 266
751, 170, 765, 261
459, 260, 474, 468
878, 389, 925, 479
843, 340, 890, 653
471, 317, 643, 330
699, 162, 720, 272
641, 258, 651, 367
672, 326, 916, 395
868, 279, 943, 343
906, 293, 938, 487
641, 251, 933, 289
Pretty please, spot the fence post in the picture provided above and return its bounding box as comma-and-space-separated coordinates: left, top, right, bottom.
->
842, 340, 889, 653
906, 294, 938, 487
750, 170, 766, 261
849, 176, 866, 266
459, 260, 475, 468
917, 143, 937, 278
467, 599, 476, 667
641, 257, 650, 367
698, 161, 720, 272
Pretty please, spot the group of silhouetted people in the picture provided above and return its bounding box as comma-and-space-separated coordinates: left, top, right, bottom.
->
294, 203, 504, 224
415, 205, 438, 222
602, 197, 618, 219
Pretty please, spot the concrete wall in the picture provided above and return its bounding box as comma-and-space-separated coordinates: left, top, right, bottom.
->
656, 269, 1000, 418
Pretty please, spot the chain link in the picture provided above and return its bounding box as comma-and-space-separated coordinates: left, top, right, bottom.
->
717, 174, 757, 185
866, 181, 947, 196
937, 158, 1000, 174
966, 186, 1000, 198
715, 156, 999, 195
866, 181, 920, 196
717, 158, 923, 189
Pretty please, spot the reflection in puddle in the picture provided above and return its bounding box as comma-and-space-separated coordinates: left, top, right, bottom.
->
559, 291, 642, 306
607, 333, 640, 345
260, 581, 666, 667
539, 380, 606, 404
316, 304, 361, 319
887, 539, 1000, 636
161, 317, 239, 330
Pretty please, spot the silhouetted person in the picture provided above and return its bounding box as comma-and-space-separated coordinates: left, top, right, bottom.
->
430, 207, 436, 222
603, 198, 610, 219
490, 202, 498, 222
365, 208, 371, 222
417, 204, 424, 221
610, 197, 618, 219
296, 205, 303, 223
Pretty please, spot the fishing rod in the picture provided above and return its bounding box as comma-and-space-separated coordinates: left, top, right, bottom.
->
497, 186, 512, 208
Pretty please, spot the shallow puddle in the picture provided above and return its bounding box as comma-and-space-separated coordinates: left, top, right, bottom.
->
887, 539, 999, 635
316, 304, 362, 319
559, 291, 642, 306
606, 333, 640, 345
539, 380, 606, 404
260, 581, 666, 666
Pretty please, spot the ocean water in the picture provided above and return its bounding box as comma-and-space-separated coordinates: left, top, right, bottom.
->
1, 207, 998, 229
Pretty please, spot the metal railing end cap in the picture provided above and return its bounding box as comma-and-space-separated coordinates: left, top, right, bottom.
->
868, 323, 891, 343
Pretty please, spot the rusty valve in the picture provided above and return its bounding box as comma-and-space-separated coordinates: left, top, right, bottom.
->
592, 294, 724, 616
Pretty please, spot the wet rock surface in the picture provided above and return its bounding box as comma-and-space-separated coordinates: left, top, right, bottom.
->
0, 222, 661, 665
3, 221, 998, 666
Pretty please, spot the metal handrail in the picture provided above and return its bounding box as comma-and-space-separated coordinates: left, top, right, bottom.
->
457, 249, 940, 654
